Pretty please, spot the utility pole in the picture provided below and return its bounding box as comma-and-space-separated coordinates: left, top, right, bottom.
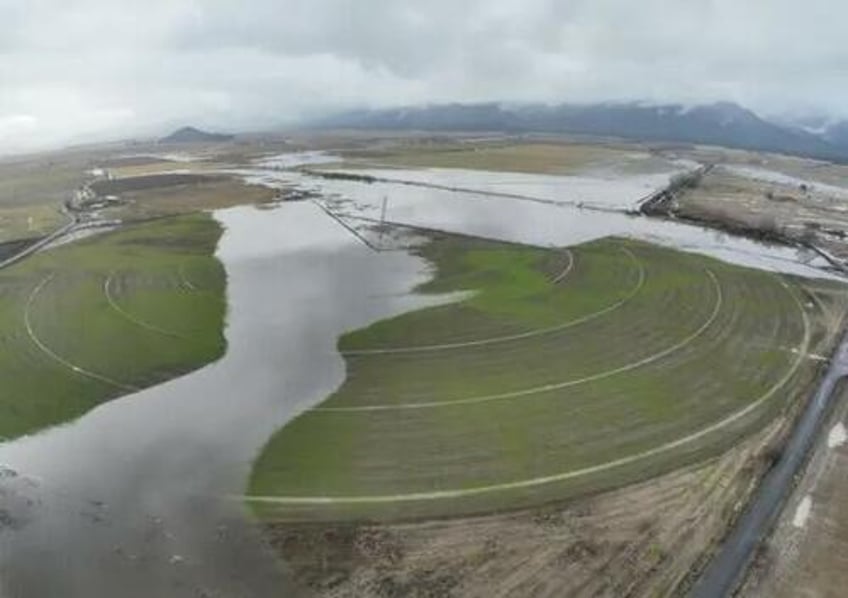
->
378, 195, 388, 248
380, 195, 388, 225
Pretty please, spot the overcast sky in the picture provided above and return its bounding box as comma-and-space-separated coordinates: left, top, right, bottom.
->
2, 0, 847, 153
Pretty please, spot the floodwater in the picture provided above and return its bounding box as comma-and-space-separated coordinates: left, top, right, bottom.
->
254, 151, 342, 170
0, 202, 437, 597
1, 153, 843, 597
234, 158, 839, 281
323, 166, 690, 210
309, 176, 839, 280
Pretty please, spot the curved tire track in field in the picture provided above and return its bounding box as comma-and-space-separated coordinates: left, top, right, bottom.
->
104, 273, 187, 339
25, 274, 139, 392
319, 267, 721, 412
246, 277, 811, 507
342, 247, 642, 356
550, 248, 574, 284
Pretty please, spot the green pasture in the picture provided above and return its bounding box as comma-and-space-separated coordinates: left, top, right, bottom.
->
0, 214, 226, 440
249, 235, 838, 521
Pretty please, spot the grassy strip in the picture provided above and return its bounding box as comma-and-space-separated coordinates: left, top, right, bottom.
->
0, 213, 226, 440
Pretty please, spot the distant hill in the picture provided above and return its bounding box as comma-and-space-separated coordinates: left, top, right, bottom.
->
160, 126, 234, 144
823, 121, 848, 151
318, 102, 848, 161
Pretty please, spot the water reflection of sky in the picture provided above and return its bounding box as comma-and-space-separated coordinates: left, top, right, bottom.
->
0, 202, 437, 598
240, 156, 841, 281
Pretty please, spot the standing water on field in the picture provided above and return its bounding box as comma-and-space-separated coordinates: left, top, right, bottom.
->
0, 202, 440, 597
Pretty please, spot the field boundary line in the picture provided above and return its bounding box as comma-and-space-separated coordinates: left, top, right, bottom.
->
246, 277, 812, 506
342, 247, 642, 356
319, 267, 721, 411
25, 273, 139, 392
104, 273, 187, 339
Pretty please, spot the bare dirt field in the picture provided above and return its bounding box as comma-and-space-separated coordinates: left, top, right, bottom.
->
106, 160, 228, 178
675, 145, 848, 189
335, 138, 684, 176
90, 173, 223, 195
99, 177, 277, 221
672, 166, 848, 258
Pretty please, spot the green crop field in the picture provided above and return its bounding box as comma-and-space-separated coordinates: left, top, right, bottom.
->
0, 214, 226, 440
248, 234, 844, 522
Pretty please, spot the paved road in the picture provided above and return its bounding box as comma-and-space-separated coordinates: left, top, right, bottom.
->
689, 329, 848, 597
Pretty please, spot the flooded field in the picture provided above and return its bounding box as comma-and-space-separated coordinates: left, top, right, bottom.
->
1, 146, 844, 597
318, 182, 835, 279
318, 165, 693, 211
0, 202, 437, 597
234, 153, 839, 281
254, 151, 342, 170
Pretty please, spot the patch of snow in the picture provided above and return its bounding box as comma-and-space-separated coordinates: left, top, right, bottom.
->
792, 495, 813, 528
801, 124, 832, 136
828, 422, 847, 448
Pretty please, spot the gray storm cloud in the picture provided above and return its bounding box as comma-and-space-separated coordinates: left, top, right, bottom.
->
1, 0, 847, 153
